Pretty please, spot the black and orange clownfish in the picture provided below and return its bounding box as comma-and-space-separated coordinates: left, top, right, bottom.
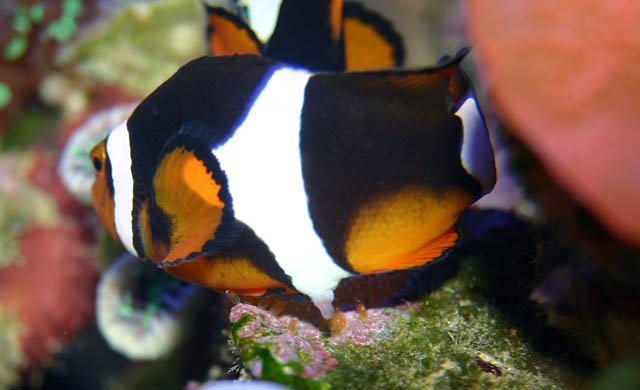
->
204, 0, 404, 71
90, 49, 496, 319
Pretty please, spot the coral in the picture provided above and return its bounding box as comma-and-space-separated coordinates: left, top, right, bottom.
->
96, 253, 204, 360
57, 101, 136, 204
230, 304, 337, 390
190, 379, 293, 390
324, 259, 568, 390
0, 0, 100, 130
467, 0, 640, 246
0, 223, 98, 366
0, 307, 26, 390
0, 150, 98, 372
0, 153, 59, 268
57, 0, 208, 97
229, 257, 572, 390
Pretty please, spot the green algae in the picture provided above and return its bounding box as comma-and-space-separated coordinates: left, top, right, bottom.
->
231, 313, 329, 390
58, 0, 208, 97
322, 257, 568, 389
226, 211, 592, 389
231, 255, 575, 389
244, 346, 327, 390
0, 307, 26, 390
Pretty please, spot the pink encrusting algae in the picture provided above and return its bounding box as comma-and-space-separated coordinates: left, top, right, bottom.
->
229, 302, 399, 384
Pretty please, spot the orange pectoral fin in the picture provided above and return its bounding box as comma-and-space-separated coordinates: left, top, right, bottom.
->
206, 6, 263, 56
343, 3, 404, 70
152, 134, 235, 265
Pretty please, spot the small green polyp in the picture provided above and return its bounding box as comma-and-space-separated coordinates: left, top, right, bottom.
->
0, 83, 12, 110
29, 4, 45, 23
63, 0, 83, 16
12, 10, 32, 34
47, 0, 83, 42
4, 37, 28, 61
48, 16, 78, 42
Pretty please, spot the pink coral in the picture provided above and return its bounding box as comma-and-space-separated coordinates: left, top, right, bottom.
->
467, 0, 640, 246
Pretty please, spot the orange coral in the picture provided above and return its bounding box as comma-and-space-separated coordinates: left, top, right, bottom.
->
467, 0, 640, 246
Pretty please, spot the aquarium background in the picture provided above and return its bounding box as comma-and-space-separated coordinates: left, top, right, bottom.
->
1, 0, 639, 389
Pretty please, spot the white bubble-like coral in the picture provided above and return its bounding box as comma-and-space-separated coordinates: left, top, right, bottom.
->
196, 380, 292, 390
96, 252, 202, 360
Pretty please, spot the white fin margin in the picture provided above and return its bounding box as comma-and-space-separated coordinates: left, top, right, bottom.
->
455, 97, 496, 196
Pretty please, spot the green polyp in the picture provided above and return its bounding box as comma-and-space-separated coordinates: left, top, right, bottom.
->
117, 293, 135, 317
62, 0, 83, 16
142, 302, 160, 327
4, 36, 28, 61
0, 83, 12, 110
12, 9, 32, 34
47, 0, 82, 42
48, 16, 78, 42
29, 3, 45, 23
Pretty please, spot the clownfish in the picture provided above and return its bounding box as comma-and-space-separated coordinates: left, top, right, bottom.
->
90, 49, 496, 319
204, 0, 404, 71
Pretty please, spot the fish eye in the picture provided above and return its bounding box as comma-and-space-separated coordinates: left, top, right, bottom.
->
93, 157, 103, 172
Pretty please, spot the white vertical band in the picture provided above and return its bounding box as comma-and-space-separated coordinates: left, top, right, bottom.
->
214, 67, 351, 318
107, 120, 138, 257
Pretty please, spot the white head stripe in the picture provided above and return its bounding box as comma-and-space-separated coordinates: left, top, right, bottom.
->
107, 120, 137, 256
455, 97, 496, 195
214, 67, 351, 318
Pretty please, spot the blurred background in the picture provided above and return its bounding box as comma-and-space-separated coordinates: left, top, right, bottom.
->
1, 0, 639, 389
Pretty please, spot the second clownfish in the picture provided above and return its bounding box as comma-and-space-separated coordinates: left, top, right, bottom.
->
90, 50, 496, 319
204, 0, 405, 71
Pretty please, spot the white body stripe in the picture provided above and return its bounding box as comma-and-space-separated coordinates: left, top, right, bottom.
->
107, 120, 137, 256
455, 97, 496, 195
214, 67, 351, 318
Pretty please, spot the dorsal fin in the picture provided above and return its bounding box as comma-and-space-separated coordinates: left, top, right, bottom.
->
342, 2, 404, 70
315, 47, 470, 103
146, 121, 243, 266
205, 6, 263, 56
